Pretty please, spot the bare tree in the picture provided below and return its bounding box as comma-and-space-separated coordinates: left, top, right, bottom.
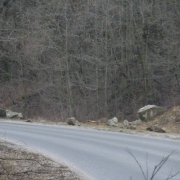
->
127, 149, 180, 180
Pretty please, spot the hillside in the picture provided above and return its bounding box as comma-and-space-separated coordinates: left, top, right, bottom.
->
141, 106, 180, 134
0, 0, 180, 121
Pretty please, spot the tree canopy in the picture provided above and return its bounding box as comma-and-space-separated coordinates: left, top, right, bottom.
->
0, 0, 179, 121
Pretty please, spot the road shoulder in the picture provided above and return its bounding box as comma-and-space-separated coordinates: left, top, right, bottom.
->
0, 138, 82, 180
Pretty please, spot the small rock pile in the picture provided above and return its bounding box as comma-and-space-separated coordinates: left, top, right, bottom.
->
66, 117, 80, 126
106, 117, 119, 127
123, 119, 142, 129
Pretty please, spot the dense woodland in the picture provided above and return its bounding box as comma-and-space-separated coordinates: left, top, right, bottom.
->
0, 0, 180, 121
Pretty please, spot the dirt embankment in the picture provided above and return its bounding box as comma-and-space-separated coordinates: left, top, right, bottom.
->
81, 106, 180, 134
136, 106, 180, 134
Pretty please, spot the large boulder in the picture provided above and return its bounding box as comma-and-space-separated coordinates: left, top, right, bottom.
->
106, 117, 118, 127
6, 110, 23, 119
138, 105, 163, 121
0, 109, 6, 117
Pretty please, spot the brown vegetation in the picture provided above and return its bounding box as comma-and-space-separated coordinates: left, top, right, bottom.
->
0, 0, 180, 121
144, 106, 180, 134
80, 106, 180, 134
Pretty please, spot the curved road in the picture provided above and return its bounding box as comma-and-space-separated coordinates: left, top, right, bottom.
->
0, 121, 180, 180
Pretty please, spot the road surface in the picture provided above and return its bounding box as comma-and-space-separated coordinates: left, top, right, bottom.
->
0, 121, 180, 180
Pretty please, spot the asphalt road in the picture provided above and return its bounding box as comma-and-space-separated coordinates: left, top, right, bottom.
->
0, 121, 180, 180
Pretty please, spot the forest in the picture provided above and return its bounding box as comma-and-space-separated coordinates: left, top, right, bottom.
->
0, 0, 179, 121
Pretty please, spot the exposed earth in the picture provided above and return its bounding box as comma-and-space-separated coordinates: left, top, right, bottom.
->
80, 106, 180, 135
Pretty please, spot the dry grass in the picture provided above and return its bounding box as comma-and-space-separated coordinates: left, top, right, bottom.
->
0, 140, 81, 180
144, 106, 180, 134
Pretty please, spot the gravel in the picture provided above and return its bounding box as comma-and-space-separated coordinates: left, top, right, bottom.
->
0, 139, 81, 180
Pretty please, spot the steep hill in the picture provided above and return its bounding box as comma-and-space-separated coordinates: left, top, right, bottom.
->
0, 0, 180, 121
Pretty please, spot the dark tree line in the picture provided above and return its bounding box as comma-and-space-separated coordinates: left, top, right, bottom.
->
0, 0, 180, 121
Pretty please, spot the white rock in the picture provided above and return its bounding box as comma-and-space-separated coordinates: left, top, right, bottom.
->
123, 120, 129, 127
6, 110, 23, 119
106, 117, 118, 127
138, 105, 163, 121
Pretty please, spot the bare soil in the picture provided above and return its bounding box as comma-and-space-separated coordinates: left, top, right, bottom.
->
81, 106, 180, 135
145, 106, 180, 134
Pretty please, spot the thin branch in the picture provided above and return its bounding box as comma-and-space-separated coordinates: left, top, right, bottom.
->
150, 151, 175, 180
146, 153, 149, 180
127, 149, 180, 180
166, 170, 180, 180
126, 148, 147, 180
